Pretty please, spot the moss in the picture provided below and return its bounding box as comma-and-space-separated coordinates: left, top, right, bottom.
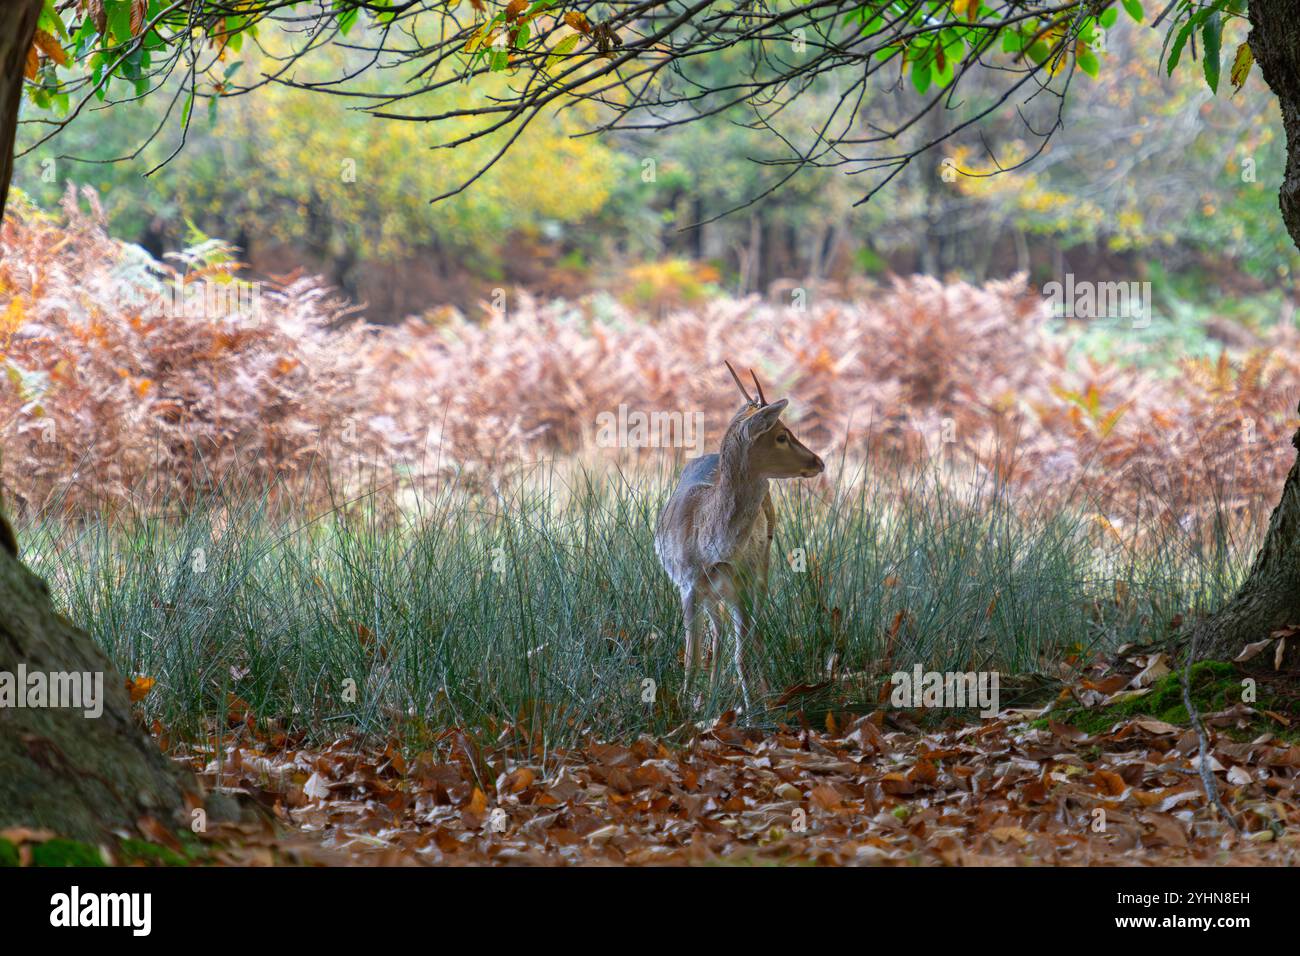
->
118, 838, 189, 867
175, 830, 210, 863
1033, 660, 1294, 740
1134, 660, 1239, 725
0, 838, 18, 867
30, 838, 104, 867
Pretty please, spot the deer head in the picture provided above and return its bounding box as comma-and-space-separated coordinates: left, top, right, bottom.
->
723, 361, 824, 479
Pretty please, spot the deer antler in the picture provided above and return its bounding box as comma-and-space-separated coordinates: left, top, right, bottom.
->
749, 369, 767, 407
725, 360, 756, 405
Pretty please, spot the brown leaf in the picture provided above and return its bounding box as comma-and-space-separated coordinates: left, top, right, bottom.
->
1091, 769, 1127, 796
774, 680, 830, 706
1048, 720, 1091, 743
466, 786, 488, 816
502, 767, 535, 793
137, 815, 184, 853
810, 784, 843, 812
33, 30, 68, 67
1234, 637, 1275, 663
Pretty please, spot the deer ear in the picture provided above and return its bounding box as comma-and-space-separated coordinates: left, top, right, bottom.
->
747, 398, 788, 435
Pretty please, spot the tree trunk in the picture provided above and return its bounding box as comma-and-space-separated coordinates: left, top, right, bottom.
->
1190, 2, 1300, 658
0, 0, 38, 224
0, 0, 197, 844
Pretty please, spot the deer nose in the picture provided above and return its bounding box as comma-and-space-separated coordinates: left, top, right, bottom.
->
804, 455, 825, 477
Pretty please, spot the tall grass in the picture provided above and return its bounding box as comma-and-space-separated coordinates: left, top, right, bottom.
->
19, 454, 1256, 752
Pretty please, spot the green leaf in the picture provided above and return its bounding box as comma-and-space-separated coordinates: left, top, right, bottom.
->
941, 31, 965, 66
1166, 21, 1192, 75
858, 13, 883, 36
40, 0, 69, 39
1121, 0, 1144, 23
1077, 48, 1100, 78
545, 33, 580, 71
90, 53, 106, 100
106, 0, 132, 45
910, 59, 932, 95
180, 87, 194, 127
1099, 8, 1119, 29
1202, 11, 1222, 93
1025, 40, 1051, 66
72, 16, 97, 53
932, 55, 954, 88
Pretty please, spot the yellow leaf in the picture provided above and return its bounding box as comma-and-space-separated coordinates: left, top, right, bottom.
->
0, 297, 25, 338
952, 0, 979, 21
1230, 42, 1253, 94
564, 11, 590, 34
126, 676, 156, 702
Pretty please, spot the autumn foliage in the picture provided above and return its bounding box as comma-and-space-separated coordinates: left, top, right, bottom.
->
2, 189, 1298, 527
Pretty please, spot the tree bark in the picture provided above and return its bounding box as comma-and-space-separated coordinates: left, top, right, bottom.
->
0, 0, 197, 844
1190, 2, 1300, 658
0, 0, 38, 224
0, 546, 196, 842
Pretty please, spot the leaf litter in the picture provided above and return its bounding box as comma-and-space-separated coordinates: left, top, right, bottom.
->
174, 699, 1300, 866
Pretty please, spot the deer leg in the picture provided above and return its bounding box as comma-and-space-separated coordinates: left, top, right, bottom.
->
681, 589, 704, 691
727, 600, 757, 713
705, 602, 725, 689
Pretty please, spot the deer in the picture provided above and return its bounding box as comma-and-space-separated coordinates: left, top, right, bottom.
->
654, 362, 824, 712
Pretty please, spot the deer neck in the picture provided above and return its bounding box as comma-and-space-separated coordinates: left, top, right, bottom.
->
704, 445, 768, 556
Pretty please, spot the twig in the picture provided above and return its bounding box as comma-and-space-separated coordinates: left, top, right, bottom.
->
1180, 624, 1243, 834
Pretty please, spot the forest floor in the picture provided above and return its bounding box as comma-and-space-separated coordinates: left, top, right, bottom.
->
3, 651, 1298, 866
13, 647, 1295, 868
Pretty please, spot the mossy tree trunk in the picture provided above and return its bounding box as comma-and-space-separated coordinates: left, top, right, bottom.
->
0, 0, 196, 844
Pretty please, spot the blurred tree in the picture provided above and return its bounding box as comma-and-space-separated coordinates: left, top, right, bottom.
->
15, 41, 617, 304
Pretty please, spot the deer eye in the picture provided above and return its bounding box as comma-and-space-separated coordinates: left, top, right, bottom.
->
776, 434, 788, 444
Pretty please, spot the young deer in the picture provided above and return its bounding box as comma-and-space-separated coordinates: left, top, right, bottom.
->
654, 363, 824, 711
